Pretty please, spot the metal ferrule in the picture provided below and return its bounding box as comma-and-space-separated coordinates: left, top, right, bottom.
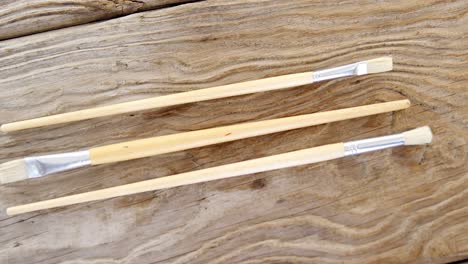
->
24, 150, 91, 178
343, 133, 405, 156
313, 61, 368, 82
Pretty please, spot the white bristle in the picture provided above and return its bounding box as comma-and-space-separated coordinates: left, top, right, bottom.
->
402, 126, 433, 145
366, 56, 393, 74
0, 159, 28, 184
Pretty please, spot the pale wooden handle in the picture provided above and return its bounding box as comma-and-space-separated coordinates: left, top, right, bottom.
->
1, 73, 313, 132
89, 100, 410, 164
7, 143, 344, 215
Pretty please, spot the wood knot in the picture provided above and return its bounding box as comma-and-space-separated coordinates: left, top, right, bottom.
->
276, 198, 286, 204
250, 178, 267, 190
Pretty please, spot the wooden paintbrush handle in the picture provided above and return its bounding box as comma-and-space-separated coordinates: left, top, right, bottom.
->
7, 143, 344, 215
0, 72, 313, 132
89, 100, 410, 165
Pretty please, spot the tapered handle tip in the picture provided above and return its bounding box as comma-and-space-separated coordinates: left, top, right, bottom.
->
0, 124, 9, 133
6, 207, 16, 216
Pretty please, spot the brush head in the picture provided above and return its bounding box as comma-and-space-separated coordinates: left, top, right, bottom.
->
0, 159, 28, 185
366, 56, 393, 74
402, 126, 433, 145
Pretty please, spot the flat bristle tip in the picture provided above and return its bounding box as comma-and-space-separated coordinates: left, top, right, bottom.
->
0, 159, 28, 185
403, 126, 433, 145
366, 56, 393, 74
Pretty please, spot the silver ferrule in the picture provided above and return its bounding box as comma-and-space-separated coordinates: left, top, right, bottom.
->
344, 133, 405, 156
313, 61, 367, 82
24, 150, 91, 178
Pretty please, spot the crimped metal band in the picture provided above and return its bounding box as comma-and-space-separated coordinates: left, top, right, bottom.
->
344, 134, 405, 156
25, 150, 91, 178
313, 62, 367, 82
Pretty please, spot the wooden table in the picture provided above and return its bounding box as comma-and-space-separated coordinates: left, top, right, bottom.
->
0, 1, 466, 263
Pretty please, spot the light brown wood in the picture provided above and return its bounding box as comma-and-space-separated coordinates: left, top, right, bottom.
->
89, 100, 409, 164
0, 0, 194, 40
0, 0, 467, 263
9, 143, 345, 215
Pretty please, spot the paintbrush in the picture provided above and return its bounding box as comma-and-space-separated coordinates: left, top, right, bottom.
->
1, 57, 393, 132
0, 100, 409, 184
5, 126, 432, 216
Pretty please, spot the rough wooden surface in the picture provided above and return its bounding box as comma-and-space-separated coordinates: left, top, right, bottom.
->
0, 0, 467, 263
0, 0, 197, 40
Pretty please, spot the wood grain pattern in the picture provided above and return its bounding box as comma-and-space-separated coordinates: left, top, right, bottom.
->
0, 0, 198, 40
0, 0, 467, 263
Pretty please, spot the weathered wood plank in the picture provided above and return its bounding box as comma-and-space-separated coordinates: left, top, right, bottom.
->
0, 0, 467, 263
0, 0, 200, 40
